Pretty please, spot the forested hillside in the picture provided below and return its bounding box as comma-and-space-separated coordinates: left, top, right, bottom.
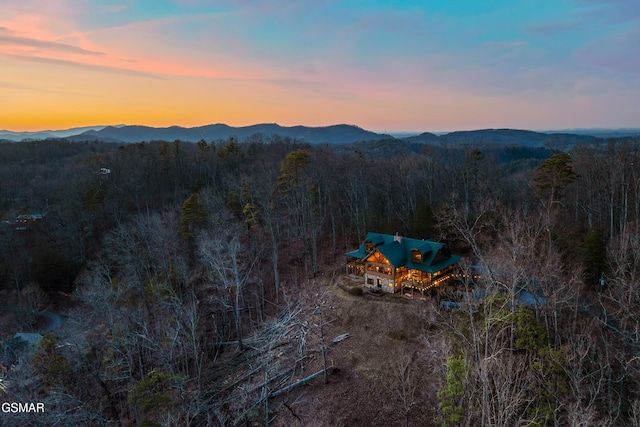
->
2, 136, 640, 425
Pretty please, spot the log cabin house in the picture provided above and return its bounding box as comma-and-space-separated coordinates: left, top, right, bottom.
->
345, 232, 461, 294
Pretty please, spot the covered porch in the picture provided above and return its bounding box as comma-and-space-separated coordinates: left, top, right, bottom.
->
397, 265, 457, 295
346, 257, 365, 276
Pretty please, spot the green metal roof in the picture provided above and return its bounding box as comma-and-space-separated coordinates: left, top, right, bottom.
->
345, 232, 461, 273
368, 234, 385, 246
345, 247, 368, 258
413, 242, 433, 254
377, 241, 405, 268
405, 255, 462, 273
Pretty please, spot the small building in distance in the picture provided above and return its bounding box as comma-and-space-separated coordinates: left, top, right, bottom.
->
3, 212, 45, 231
16, 213, 44, 224
345, 232, 461, 294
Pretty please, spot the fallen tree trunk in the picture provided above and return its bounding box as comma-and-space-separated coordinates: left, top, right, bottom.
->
269, 367, 333, 398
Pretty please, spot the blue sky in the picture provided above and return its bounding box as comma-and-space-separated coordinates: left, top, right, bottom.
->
1, 0, 638, 131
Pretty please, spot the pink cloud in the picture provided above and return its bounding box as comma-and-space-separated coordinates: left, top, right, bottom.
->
1, 53, 162, 79
0, 28, 104, 56
0, 4, 256, 82
0, 0, 82, 37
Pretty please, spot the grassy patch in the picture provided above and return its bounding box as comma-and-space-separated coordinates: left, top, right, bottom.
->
386, 294, 409, 304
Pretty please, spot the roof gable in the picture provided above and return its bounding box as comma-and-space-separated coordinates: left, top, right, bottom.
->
365, 251, 391, 265
376, 241, 406, 267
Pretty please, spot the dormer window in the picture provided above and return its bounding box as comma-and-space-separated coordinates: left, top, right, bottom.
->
365, 241, 375, 252
412, 249, 422, 263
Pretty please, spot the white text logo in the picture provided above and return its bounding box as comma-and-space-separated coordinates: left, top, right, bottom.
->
1, 402, 45, 413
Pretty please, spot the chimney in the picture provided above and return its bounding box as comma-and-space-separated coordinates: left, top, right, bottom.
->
394, 232, 402, 243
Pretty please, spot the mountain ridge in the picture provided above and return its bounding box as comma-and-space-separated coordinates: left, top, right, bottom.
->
0, 125, 116, 141
2, 124, 638, 146
66, 123, 388, 145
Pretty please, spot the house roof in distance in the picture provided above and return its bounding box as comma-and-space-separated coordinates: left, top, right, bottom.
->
346, 232, 461, 273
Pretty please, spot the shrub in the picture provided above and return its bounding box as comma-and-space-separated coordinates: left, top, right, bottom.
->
348, 286, 364, 296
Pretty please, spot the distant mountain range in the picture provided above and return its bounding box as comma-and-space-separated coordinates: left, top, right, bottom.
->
0, 125, 122, 142
544, 128, 640, 139
1, 123, 639, 147
64, 123, 390, 145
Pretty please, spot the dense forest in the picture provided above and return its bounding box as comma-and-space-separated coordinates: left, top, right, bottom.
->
2, 135, 640, 426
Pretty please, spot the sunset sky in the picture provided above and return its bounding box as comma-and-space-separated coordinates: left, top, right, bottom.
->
1, 0, 638, 132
